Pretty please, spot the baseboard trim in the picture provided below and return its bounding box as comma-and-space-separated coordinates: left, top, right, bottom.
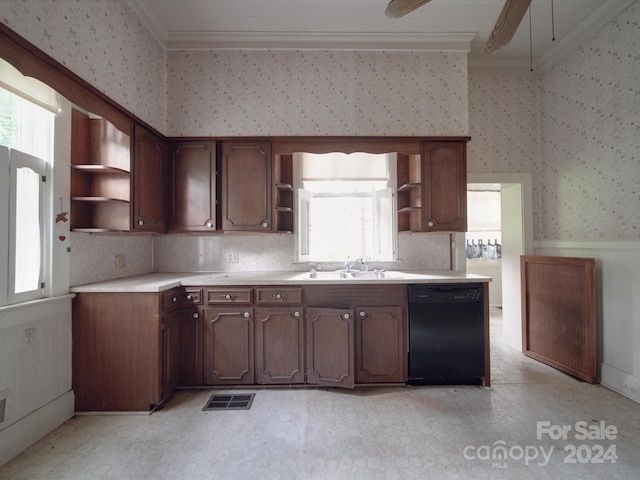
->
0, 390, 74, 466
600, 363, 640, 404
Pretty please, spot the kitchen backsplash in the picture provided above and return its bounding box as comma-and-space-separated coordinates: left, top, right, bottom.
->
153, 233, 452, 273
69, 231, 451, 285
70, 233, 153, 286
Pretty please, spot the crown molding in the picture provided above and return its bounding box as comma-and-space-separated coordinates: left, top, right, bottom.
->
535, 0, 635, 71
124, 0, 168, 47
166, 31, 475, 51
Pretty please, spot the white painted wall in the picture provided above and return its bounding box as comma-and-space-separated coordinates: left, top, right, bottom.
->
0, 296, 75, 465
536, 242, 640, 404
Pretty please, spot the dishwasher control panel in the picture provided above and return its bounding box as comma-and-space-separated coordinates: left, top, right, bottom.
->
408, 284, 484, 303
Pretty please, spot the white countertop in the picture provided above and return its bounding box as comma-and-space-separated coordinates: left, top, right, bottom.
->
70, 270, 491, 293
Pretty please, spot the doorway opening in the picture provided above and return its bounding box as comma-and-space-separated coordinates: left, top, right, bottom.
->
461, 173, 534, 351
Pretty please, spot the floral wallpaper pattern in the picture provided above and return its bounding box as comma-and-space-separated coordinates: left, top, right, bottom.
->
1, 0, 166, 133
537, 0, 640, 241
167, 50, 468, 136
467, 72, 539, 174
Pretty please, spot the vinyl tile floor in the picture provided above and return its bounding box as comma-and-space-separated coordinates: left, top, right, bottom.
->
1, 309, 639, 479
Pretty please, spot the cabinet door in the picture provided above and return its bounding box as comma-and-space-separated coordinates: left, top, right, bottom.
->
163, 309, 182, 400
221, 141, 272, 231
422, 141, 467, 232
203, 307, 254, 385
179, 307, 203, 386
170, 141, 216, 231
356, 306, 405, 383
255, 307, 305, 384
132, 124, 167, 232
306, 307, 354, 388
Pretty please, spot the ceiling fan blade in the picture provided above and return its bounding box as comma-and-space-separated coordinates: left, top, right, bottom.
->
385, 0, 433, 18
484, 0, 532, 54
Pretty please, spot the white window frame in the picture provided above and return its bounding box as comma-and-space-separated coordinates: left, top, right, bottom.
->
7, 149, 48, 304
294, 152, 397, 263
0, 146, 9, 305
0, 72, 57, 307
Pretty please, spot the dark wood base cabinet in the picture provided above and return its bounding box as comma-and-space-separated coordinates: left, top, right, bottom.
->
72, 291, 180, 412
71, 285, 410, 411
203, 307, 255, 385
179, 307, 203, 386
306, 307, 355, 388
255, 307, 305, 384
356, 306, 405, 384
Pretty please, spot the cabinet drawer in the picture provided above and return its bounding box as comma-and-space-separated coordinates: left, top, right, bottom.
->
183, 288, 203, 305
206, 288, 252, 304
255, 287, 302, 304
162, 289, 182, 311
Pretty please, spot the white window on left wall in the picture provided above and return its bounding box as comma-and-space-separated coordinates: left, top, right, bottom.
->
0, 81, 55, 306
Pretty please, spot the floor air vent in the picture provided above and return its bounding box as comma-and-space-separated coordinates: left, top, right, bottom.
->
203, 394, 255, 411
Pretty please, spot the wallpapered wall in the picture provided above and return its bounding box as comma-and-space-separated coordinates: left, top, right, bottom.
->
537, 0, 640, 241
1, 0, 166, 133
467, 72, 539, 174
167, 49, 469, 136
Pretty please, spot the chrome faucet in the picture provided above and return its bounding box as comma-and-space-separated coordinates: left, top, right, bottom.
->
344, 258, 364, 272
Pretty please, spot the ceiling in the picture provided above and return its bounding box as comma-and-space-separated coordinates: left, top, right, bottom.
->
127, 0, 635, 69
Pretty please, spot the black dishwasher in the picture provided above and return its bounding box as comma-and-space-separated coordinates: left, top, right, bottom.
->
407, 284, 485, 385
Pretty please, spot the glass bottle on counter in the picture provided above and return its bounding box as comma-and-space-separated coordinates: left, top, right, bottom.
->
495, 239, 502, 258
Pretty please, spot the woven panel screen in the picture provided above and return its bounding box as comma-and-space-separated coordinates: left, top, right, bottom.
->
521, 256, 596, 383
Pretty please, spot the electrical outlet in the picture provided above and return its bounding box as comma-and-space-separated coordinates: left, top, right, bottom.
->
226, 251, 239, 263
115, 253, 127, 269
23, 328, 35, 347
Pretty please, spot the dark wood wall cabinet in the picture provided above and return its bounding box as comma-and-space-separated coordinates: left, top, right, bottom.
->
70, 109, 132, 232
71, 130, 469, 235
2, 26, 470, 236
169, 141, 217, 232
70, 109, 168, 233
221, 141, 273, 232
397, 140, 468, 233
132, 125, 168, 233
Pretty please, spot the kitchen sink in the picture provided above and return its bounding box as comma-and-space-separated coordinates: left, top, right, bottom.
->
303, 270, 403, 280
349, 270, 403, 279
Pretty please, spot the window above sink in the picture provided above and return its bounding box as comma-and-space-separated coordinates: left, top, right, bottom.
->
294, 151, 397, 263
